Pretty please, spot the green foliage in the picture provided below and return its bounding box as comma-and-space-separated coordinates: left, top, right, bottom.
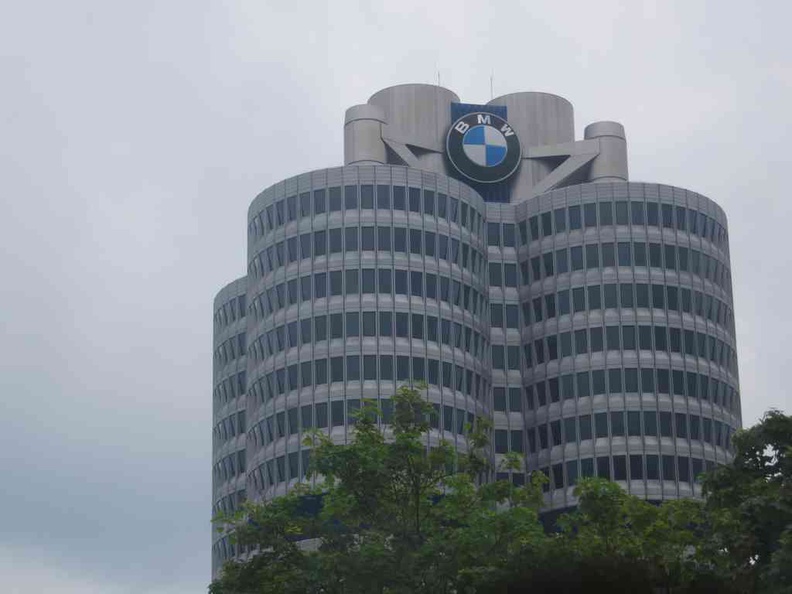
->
210, 397, 792, 594
701, 409, 792, 593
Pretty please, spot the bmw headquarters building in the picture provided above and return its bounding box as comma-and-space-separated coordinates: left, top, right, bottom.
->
211, 84, 741, 574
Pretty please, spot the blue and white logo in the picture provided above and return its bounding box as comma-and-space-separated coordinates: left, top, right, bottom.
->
446, 112, 521, 184
462, 125, 508, 167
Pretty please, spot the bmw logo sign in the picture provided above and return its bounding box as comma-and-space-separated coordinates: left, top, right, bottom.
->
446, 112, 521, 184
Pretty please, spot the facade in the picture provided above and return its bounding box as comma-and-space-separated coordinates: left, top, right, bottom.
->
211, 84, 741, 575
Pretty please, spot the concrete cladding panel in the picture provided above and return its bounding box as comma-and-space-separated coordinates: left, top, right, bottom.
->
506, 182, 738, 509
245, 165, 492, 504
486, 92, 575, 199
368, 84, 460, 174
584, 121, 629, 183
211, 275, 248, 576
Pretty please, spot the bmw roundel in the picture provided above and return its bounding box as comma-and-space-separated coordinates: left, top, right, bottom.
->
446, 112, 521, 184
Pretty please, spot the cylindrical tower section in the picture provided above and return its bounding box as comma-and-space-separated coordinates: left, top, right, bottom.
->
245, 165, 491, 503
368, 84, 460, 175
514, 182, 739, 510
211, 276, 248, 578
486, 92, 576, 199
344, 104, 387, 166
584, 121, 629, 183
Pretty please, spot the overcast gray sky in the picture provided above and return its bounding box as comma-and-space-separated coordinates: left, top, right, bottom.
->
1, 1, 789, 592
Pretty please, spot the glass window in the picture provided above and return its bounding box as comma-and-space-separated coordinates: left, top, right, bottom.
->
662, 455, 676, 481
380, 355, 393, 379
569, 205, 582, 230
505, 304, 519, 328
675, 413, 688, 439
636, 284, 649, 308
379, 311, 392, 337
556, 249, 569, 274
601, 243, 615, 267
641, 368, 655, 393
411, 271, 423, 297
503, 224, 515, 247
346, 312, 359, 337
397, 356, 409, 381
660, 411, 672, 437
330, 313, 343, 339
554, 208, 567, 232
599, 202, 613, 226
539, 212, 552, 237
330, 356, 344, 383
595, 412, 608, 438
615, 201, 628, 224
344, 185, 357, 210
643, 411, 657, 436
604, 284, 618, 308
314, 316, 327, 341
579, 415, 592, 440
346, 355, 360, 381
570, 246, 584, 270
649, 243, 662, 268
626, 241, 643, 267
392, 186, 406, 210
394, 270, 408, 295
410, 229, 422, 254
558, 290, 570, 315
361, 269, 375, 293
423, 190, 435, 215
543, 252, 554, 277
487, 223, 500, 247
344, 270, 360, 295
545, 294, 556, 319
329, 228, 342, 253
529, 216, 539, 240
585, 245, 599, 269
331, 400, 344, 425
376, 184, 390, 209
617, 242, 631, 266
597, 456, 611, 479
572, 288, 586, 312
395, 312, 408, 337
329, 187, 342, 212
409, 188, 421, 213
590, 327, 604, 352
489, 264, 502, 286
620, 322, 636, 350
314, 230, 326, 256
577, 371, 590, 397
631, 202, 645, 225
613, 455, 627, 481
360, 185, 374, 209
588, 285, 602, 310
504, 263, 517, 287
626, 410, 641, 436
644, 454, 659, 479
664, 245, 677, 270
608, 368, 622, 393
646, 202, 659, 226
560, 332, 572, 357
606, 326, 620, 350
330, 271, 343, 296
611, 411, 625, 436
584, 203, 597, 227
299, 192, 311, 218
411, 313, 424, 339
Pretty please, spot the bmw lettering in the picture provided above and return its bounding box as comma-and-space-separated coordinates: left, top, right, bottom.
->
446, 112, 521, 184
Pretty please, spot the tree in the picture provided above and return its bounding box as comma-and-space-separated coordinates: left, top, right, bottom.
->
210, 399, 792, 594
210, 385, 547, 594
701, 410, 792, 593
